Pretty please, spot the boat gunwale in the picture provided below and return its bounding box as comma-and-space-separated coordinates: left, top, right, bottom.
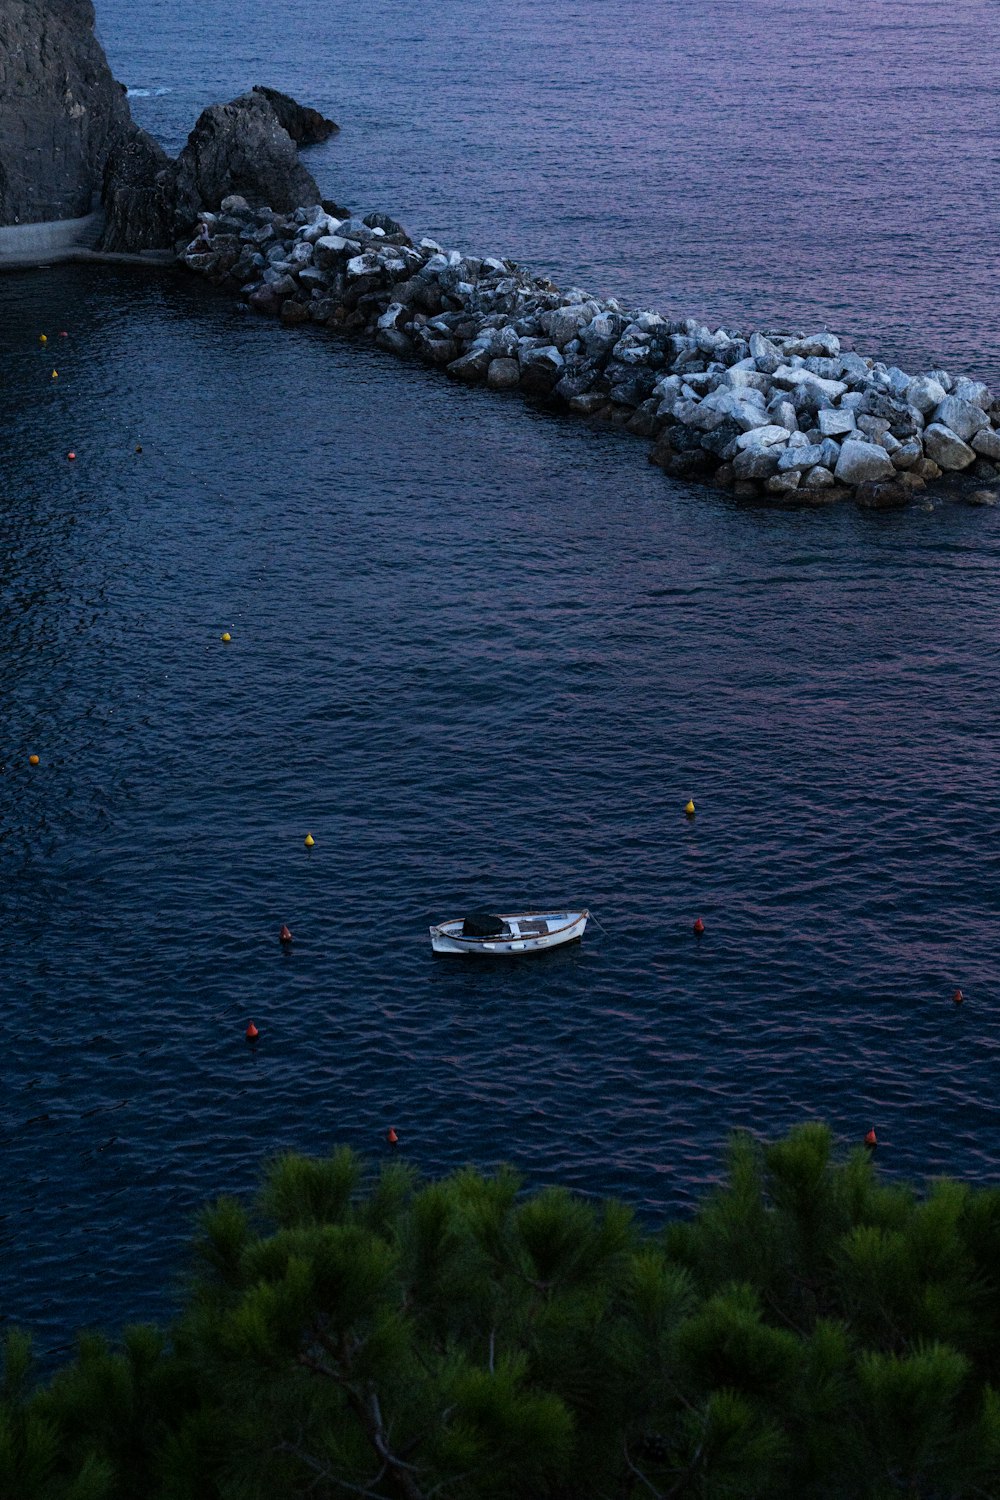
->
430, 909, 589, 943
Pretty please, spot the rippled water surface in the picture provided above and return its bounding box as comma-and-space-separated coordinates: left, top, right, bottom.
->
3, 0, 1000, 1352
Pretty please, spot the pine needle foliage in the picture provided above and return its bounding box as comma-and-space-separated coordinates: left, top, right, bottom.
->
7, 1125, 1000, 1498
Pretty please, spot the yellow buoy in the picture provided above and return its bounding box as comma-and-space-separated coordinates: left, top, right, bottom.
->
29, 754, 39, 766
684, 799, 695, 816
51, 370, 58, 379
220, 631, 231, 643
304, 833, 315, 847
39, 334, 47, 344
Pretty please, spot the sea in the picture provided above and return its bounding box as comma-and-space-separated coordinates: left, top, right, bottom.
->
3, 0, 1000, 1357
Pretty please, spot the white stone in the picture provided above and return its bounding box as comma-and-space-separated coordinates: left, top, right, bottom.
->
346, 252, 383, 279
724, 367, 770, 393
952, 376, 992, 409
818, 408, 856, 436
377, 302, 407, 332
735, 424, 791, 451
749, 331, 782, 372
771, 366, 848, 400
932, 396, 989, 442
777, 442, 826, 471
971, 427, 1000, 459
727, 399, 773, 432
839, 352, 871, 384
834, 440, 896, 485
802, 465, 835, 488
766, 398, 799, 432
923, 423, 976, 470
905, 375, 946, 414
783, 332, 841, 358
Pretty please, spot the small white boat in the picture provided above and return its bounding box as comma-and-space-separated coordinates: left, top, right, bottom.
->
429, 909, 589, 955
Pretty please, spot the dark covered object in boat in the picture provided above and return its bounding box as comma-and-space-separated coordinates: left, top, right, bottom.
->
462, 911, 506, 937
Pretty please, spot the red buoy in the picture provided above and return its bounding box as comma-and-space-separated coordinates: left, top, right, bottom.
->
245, 1022, 259, 1041
279, 924, 292, 943
953, 989, 964, 1006
59, 331, 68, 337
864, 1127, 877, 1148
386, 1127, 398, 1146
67, 451, 76, 461
692, 918, 705, 936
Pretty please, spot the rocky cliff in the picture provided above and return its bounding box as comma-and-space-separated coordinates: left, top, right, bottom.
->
0, 0, 339, 253
0, 0, 131, 223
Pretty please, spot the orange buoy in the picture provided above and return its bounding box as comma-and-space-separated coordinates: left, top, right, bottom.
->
245, 1022, 259, 1041
864, 1127, 877, 1148
952, 989, 964, 1005
692, 918, 705, 936
28, 754, 39, 766
279, 924, 292, 943
386, 1127, 398, 1146
67, 451, 76, 460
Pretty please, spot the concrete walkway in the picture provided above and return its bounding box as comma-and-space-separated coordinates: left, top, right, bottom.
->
0, 209, 174, 270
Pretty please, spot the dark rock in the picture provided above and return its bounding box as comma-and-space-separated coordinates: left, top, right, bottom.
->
0, 0, 132, 223
363, 211, 409, 240
99, 123, 174, 251
248, 85, 337, 145
625, 401, 660, 437
698, 418, 742, 460
280, 298, 310, 323
854, 479, 911, 510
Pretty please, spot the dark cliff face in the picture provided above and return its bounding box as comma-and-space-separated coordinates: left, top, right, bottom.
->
0, 0, 339, 249
0, 0, 132, 222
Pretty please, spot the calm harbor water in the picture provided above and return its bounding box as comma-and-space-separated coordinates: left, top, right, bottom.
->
3, 0, 1000, 1354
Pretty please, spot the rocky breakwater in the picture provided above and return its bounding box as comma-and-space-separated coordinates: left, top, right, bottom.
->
181, 200, 1000, 509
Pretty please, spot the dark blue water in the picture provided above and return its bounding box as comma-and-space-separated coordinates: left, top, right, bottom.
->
4, 0, 1000, 1354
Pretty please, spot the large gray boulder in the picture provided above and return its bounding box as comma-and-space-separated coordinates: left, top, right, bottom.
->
834, 439, 896, 486
931, 395, 988, 443
0, 0, 132, 223
171, 90, 336, 234
923, 423, 976, 470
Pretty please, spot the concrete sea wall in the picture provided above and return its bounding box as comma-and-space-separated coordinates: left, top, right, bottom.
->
182, 194, 1000, 509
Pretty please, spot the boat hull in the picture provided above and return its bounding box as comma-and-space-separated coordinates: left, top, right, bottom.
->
429, 910, 588, 955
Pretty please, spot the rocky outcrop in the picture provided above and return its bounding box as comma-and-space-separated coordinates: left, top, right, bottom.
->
0, 0, 132, 223
179, 197, 1000, 510
247, 86, 339, 148
0, 0, 338, 253
99, 123, 174, 252
170, 89, 338, 236
97, 87, 340, 251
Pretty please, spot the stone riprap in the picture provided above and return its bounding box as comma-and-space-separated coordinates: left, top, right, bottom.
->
181, 198, 1000, 508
